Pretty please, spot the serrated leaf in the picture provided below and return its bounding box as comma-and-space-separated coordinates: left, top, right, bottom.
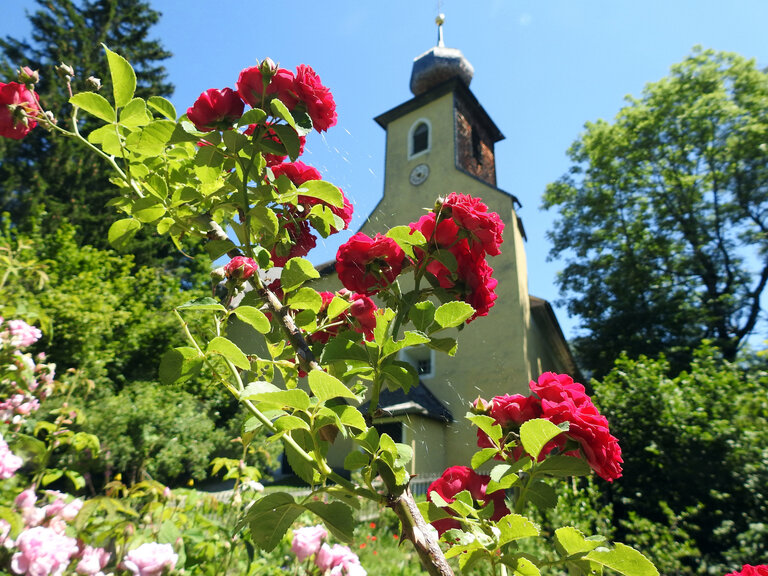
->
471, 447, 498, 470
297, 180, 344, 208
427, 336, 458, 356
287, 287, 323, 312
207, 336, 250, 370
381, 361, 418, 393
274, 415, 310, 432
467, 414, 503, 443
304, 501, 355, 543
330, 405, 367, 431
496, 514, 540, 545
526, 479, 558, 510
120, 98, 150, 126
520, 418, 565, 460
241, 493, 302, 551
70, 92, 116, 122
382, 330, 430, 359
244, 389, 311, 412
239, 107, 267, 126
270, 124, 301, 161
409, 301, 436, 332
308, 370, 357, 403
327, 296, 351, 320
434, 301, 475, 328
320, 336, 369, 363
87, 124, 122, 155
501, 557, 541, 576
232, 306, 271, 333
537, 455, 591, 477
270, 98, 296, 129
281, 258, 320, 292
159, 347, 203, 385
344, 450, 369, 471
177, 297, 227, 312
147, 96, 176, 120
107, 218, 140, 250
585, 543, 659, 576
103, 45, 136, 107
555, 526, 602, 556
386, 225, 426, 259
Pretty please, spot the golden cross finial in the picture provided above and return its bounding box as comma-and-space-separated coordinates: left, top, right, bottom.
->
436, 13, 445, 47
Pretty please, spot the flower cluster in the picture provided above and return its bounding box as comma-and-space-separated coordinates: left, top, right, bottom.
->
290, 525, 366, 575
309, 290, 378, 344
0, 82, 41, 140
726, 566, 768, 576
0, 318, 42, 350
186, 59, 336, 135
475, 372, 623, 482
410, 193, 504, 321
336, 233, 405, 296
427, 466, 510, 536
122, 542, 178, 576
0, 434, 22, 479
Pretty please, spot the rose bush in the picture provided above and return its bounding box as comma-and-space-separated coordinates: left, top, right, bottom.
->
0, 47, 658, 576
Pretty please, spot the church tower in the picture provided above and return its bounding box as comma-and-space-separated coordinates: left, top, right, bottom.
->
325, 17, 578, 477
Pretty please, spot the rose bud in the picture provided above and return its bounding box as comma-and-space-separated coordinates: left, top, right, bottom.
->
85, 76, 102, 91
55, 62, 74, 80
17, 66, 39, 85
224, 256, 258, 281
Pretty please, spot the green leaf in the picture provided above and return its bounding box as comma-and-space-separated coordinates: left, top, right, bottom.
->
107, 218, 141, 250
330, 405, 367, 431
470, 447, 498, 470
177, 297, 227, 312
385, 225, 426, 259
427, 337, 458, 356
304, 501, 355, 543
242, 493, 303, 552
132, 197, 165, 223
125, 120, 175, 156
327, 296, 351, 320
344, 450, 369, 471
274, 415, 310, 432
467, 414, 503, 443
381, 361, 418, 393
64, 470, 86, 491
409, 301, 436, 332
320, 336, 369, 363
87, 124, 122, 155
584, 543, 659, 576
501, 557, 541, 576
284, 441, 320, 484
243, 389, 311, 412
270, 124, 301, 161
520, 418, 565, 460
103, 45, 136, 107
382, 330, 430, 359
159, 347, 203, 385
206, 336, 251, 370
232, 306, 271, 333
434, 301, 475, 328
554, 526, 603, 556
287, 287, 323, 312
496, 514, 540, 545
239, 107, 267, 126
281, 258, 320, 292
308, 370, 358, 403
205, 239, 237, 260
120, 98, 150, 126
537, 455, 591, 478
147, 96, 176, 120
297, 180, 344, 208
526, 479, 557, 510
41, 469, 64, 486
270, 98, 296, 129
70, 92, 116, 122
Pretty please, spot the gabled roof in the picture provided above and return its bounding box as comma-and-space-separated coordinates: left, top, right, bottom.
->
360, 381, 454, 423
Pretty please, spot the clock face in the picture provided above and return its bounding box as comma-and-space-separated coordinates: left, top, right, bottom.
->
409, 163, 430, 186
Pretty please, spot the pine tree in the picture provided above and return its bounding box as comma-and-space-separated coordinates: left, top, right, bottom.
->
0, 0, 201, 273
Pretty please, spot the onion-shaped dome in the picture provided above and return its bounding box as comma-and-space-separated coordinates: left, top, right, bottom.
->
409, 15, 474, 95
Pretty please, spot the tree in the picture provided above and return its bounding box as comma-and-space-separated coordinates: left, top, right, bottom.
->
0, 0, 193, 271
543, 48, 768, 376
592, 344, 768, 574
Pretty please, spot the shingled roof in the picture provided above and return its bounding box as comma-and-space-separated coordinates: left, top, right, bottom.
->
360, 382, 453, 423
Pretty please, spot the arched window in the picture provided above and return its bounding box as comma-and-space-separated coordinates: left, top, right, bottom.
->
408, 119, 431, 158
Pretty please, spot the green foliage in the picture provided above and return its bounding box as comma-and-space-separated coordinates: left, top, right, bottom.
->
591, 343, 768, 573
85, 381, 228, 485
543, 48, 768, 376
0, 0, 208, 272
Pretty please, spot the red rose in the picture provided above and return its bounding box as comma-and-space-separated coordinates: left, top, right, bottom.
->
336, 233, 405, 296
348, 292, 377, 339
410, 212, 460, 248
529, 372, 623, 482
454, 244, 498, 320
0, 81, 41, 140
270, 160, 322, 185
237, 66, 297, 109
726, 566, 768, 576
442, 193, 504, 256
186, 87, 244, 132
475, 394, 542, 454
293, 64, 337, 133
427, 466, 509, 536
224, 256, 258, 281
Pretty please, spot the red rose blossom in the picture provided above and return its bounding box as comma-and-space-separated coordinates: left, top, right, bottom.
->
442, 193, 504, 256
293, 65, 337, 133
336, 233, 405, 296
237, 66, 297, 109
309, 291, 377, 344
726, 565, 768, 576
427, 466, 509, 536
410, 212, 460, 248
186, 87, 244, 132
0, 81, 41, 140
224, 256, 258, 281
348, 292, 377, 339
270, 215, 317, 267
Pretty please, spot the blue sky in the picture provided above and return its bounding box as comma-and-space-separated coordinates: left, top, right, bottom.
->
3, 1, 768, 342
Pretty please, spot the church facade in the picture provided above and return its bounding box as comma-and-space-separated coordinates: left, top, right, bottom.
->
318, 29, 579, 477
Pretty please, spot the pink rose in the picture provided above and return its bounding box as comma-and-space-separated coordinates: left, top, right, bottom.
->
427, 466, 509, 536
0, 82, 41, 140
0, 435, 22, 480
6, 320, 42, 348
15, 488, 37, 511
186, 87, 244, 132
315, 543, 366, 576
237, 66, 297, 109
76, 546, 110, 576
291, 525, 327, 562
336, 233, 405, 296
293, 65, 337, 133
10, 526, 79, 576
224, 256, 258, 281
123, 542, 178, 576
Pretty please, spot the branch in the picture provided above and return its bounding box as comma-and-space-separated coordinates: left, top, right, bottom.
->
389, 487, 455, 576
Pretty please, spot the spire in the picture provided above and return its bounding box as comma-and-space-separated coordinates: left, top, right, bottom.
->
409, 13, 474, 96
